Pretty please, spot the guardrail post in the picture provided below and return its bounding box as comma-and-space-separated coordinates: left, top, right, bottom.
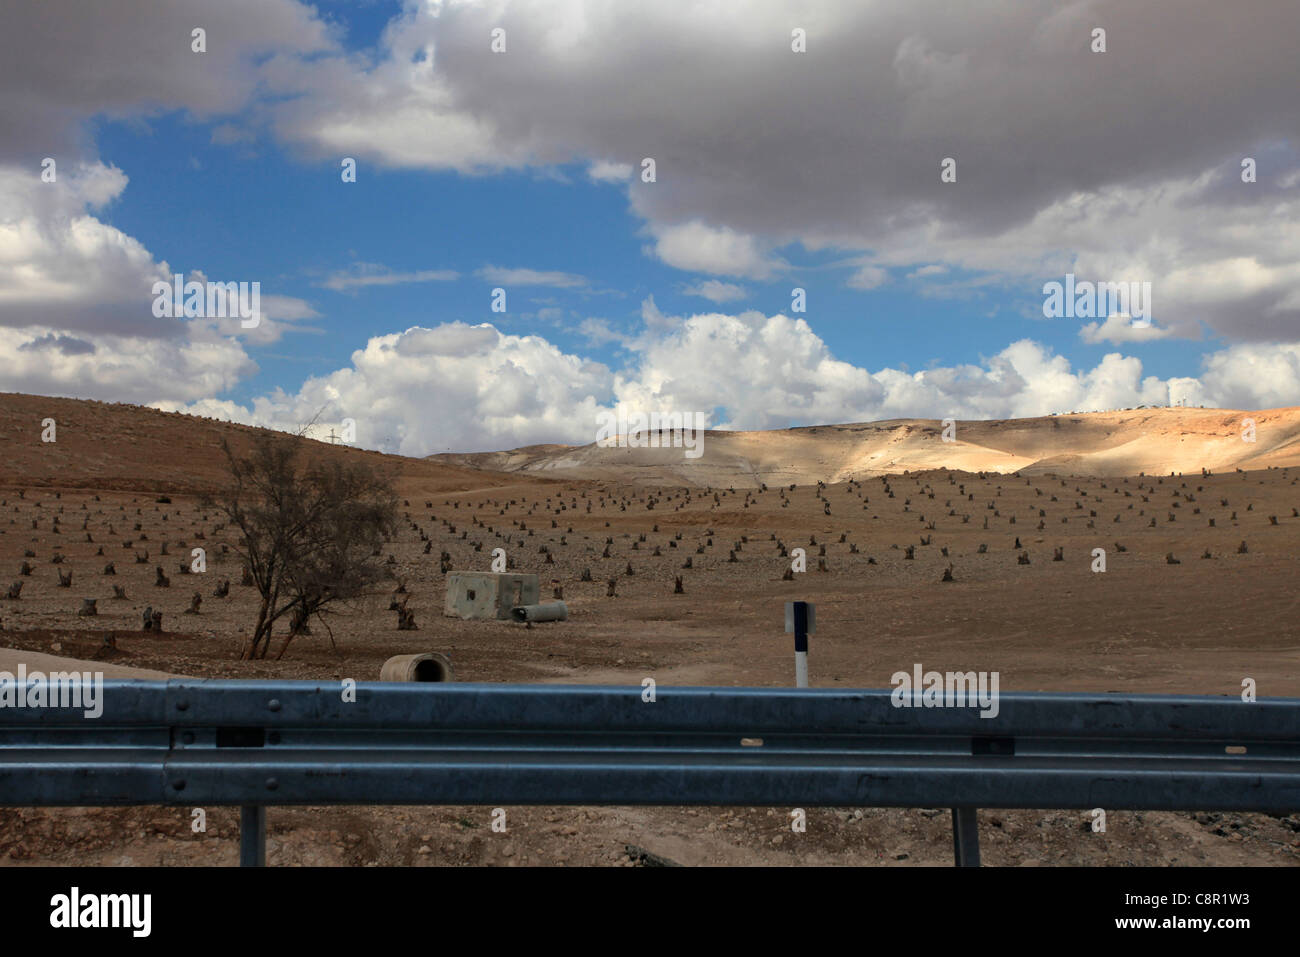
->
951, 807, 980, 867
240, 806, 266, 867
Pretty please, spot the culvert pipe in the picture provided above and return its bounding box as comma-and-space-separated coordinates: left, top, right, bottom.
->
511, 602, 568, 623
380, 652, 454, 682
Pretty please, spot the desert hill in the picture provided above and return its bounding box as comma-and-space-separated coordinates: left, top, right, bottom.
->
6, 393, 1300, 493
0, 392, 514, 494
429, 407, 1300, 486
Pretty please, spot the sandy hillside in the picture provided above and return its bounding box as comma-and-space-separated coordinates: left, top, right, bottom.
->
0, 391, 521, 496
430, 407, 1300, 487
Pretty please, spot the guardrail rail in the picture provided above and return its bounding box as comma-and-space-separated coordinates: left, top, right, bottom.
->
2, 681, 1298, 866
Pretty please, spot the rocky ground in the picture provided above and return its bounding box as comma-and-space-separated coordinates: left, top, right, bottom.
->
2, 402, 1298, 865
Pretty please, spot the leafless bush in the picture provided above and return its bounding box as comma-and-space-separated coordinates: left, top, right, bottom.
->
206, 434, 398, 660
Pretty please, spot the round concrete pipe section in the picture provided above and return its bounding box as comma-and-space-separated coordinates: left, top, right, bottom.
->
380, 652, 454, 682
511, 601, 568, 623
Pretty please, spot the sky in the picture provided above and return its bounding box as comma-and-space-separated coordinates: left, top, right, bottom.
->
2, 0, 1299, 455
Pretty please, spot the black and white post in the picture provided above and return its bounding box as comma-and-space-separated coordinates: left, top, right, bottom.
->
784, 601, 815, 688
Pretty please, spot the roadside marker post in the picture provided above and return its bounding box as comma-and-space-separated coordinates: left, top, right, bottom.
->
784, 601, 815, 688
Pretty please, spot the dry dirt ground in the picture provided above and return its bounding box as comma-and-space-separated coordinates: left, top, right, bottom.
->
0, 396, 1297, 866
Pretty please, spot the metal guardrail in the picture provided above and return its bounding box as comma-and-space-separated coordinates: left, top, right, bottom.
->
2, 680, 1298, 866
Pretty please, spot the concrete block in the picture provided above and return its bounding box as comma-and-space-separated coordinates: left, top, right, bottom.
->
444, 572, 539, 620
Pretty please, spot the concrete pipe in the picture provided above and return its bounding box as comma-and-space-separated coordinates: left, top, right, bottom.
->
511, 601, 568, 623
380, 652, 454, 682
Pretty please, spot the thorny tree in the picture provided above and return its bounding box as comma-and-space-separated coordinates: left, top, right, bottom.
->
207, 434, 398, 660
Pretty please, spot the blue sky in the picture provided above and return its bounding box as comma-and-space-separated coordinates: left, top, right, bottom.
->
90, 107, 1210, 407
2, 1, 1297, 454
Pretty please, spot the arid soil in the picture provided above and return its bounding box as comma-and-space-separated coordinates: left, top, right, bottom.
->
1, 394, 1298, 866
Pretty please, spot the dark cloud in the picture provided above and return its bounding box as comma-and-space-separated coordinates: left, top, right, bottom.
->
18, 333, 96, 356
269, 1, 1300, 339
0, 0, 334, 164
